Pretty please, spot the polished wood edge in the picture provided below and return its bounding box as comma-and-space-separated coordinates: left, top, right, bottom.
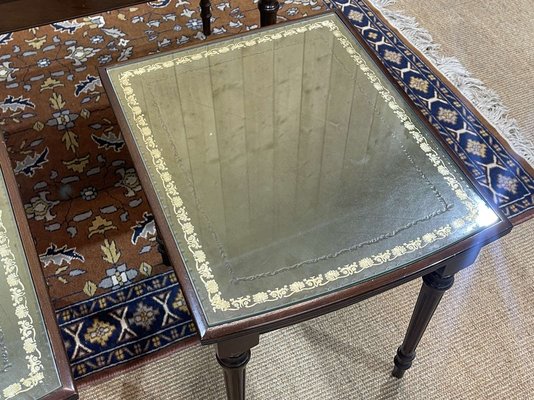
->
99, 11, 512, 345
359, 1, 534, 223
508, 206, 534, 225
0, 142, 77, 399
40, 387, 79, 400
99, 69, 210, 337
199, 222, 511, 344
0, 0, 147, 35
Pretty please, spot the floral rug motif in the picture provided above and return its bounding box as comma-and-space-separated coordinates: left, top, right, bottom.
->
0, 0, 325, 381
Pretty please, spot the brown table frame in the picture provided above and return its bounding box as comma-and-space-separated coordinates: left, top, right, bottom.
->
101, 9, 512, 399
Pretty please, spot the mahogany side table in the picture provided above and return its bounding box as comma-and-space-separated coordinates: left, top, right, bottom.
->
101, 10, 512, 399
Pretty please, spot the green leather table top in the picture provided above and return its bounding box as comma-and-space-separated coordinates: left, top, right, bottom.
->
104, 13, 503, 327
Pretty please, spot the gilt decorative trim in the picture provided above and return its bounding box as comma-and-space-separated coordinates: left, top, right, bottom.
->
0, 209, 44, 399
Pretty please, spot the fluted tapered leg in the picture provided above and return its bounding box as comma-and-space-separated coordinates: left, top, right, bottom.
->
217, 351, 250, 400
215, 334, 259, 400
392, 269, 455, 378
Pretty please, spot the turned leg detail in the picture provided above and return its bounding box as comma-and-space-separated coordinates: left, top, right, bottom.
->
155, 234, 171, 266
258, 0, 279, 27
392, 268, 455, 378
217, 351, 251, 400
200, 0, 212, 36
216, 335, 259, 400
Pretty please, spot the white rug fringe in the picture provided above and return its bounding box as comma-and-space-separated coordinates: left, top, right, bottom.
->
368, 0, 534, 167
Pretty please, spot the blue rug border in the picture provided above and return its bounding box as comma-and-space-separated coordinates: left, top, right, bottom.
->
333, 0, 534, 222
58, 270, 197, 380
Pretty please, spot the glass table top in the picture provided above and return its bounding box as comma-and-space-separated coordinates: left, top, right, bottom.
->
0, 166, 61, 399
105, 12, 502, 327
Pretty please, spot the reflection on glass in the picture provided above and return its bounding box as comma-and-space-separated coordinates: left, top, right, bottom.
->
475, 203, 500, 227
106, 13, 500, 326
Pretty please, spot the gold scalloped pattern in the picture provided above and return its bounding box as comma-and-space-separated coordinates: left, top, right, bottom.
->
0, 209, 44, 399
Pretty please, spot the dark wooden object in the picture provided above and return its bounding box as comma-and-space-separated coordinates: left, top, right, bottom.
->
392, 268, 455, 378
0, 0, 277, 40
156, 233, 171, 266
392, 247, 479, 378
0, 0, 146, 35
200, 0, 212, 36
216, 335, 259, 400
100, 9, 513, 400
102, 8, 511, 345
0, 142, 78, 400
258, 0, 280, 27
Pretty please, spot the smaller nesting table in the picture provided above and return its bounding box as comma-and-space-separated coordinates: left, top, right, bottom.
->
0, 141, 77, 399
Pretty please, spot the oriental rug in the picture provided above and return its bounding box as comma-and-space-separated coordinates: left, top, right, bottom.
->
0, 0, 532, 384
0, 0, 326, 383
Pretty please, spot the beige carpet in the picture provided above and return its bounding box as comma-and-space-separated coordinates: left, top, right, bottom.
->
79, 1, 534, 399
391, 0, 534, 143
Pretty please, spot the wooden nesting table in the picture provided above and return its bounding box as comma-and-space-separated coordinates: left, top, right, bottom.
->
0, 140, 77, 399
101, 10, 512, 399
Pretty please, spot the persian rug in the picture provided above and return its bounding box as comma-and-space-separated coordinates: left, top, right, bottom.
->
0, 0, 326, 383
0, 0, 532, 386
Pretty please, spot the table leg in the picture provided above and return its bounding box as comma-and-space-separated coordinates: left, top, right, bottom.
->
155, 233, 171, 266
258, 0, 279, 27
216, 334, 260, 400
392, 267, 455, 378
200, 0, 212, 36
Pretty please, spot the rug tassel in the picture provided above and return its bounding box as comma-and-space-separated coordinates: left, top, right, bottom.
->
369, 0, 534, 167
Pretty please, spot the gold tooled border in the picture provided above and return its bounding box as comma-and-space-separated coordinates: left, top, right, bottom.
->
115, 17, 489, 313
0, 208, 44, 398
